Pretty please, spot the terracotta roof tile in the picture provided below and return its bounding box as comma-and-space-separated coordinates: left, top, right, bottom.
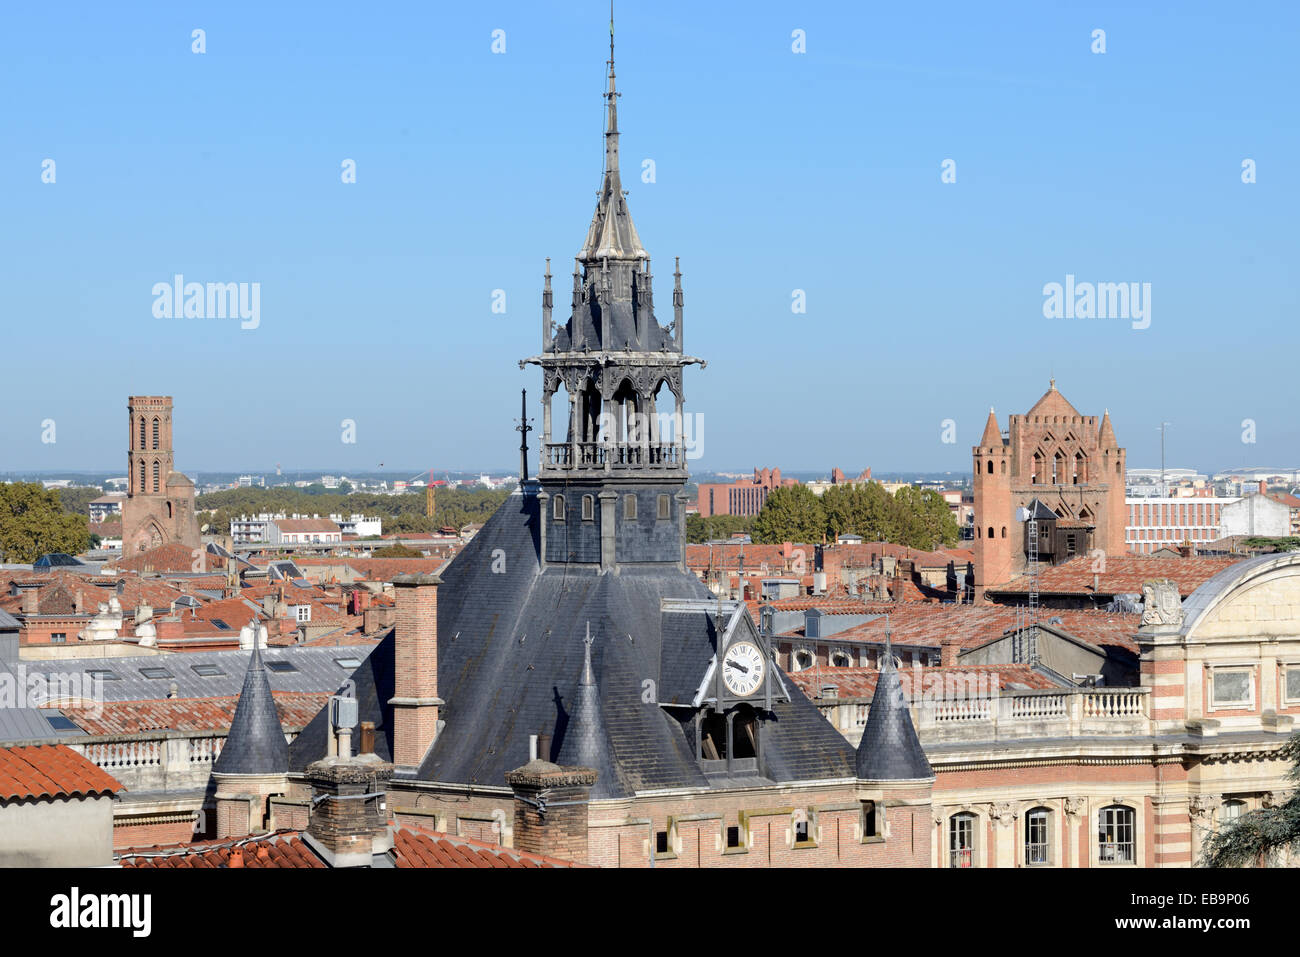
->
0, 745, 124, 801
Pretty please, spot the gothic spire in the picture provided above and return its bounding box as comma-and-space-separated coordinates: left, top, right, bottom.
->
578, 6, 647, 263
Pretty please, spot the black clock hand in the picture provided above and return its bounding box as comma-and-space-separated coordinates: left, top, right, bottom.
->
725, 658, 749, 673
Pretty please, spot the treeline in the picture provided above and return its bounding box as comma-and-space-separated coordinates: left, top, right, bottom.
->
195, 486, 512, 536
750, 482, 960, 550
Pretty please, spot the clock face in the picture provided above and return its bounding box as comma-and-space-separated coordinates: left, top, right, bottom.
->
722, 640, 765, 697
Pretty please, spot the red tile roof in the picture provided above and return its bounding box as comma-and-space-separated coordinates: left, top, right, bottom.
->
0, 745, 124, 801
391, 823, 583, 868
118, 824, 583, 868
64, 693, 330, 735
110, 544, 227, 574
775, 600, 1141, 655
788, 664, 1061, 700
986, 555, 1241, 597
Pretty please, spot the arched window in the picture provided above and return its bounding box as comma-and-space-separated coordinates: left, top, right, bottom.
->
1098, 805, 1135, 864
138, 416, 146, 450
1000, 459, 1007, 474
1032, 451, 1045, 484
1025, 807, 1050, 865
986, 460, 993, 474
581, 494, 594, 521
657, 494, 671, 520
152, 417, 160, 450
152, 460, 160, 493
553, 494, 565, 522
793, 649, 812, 672
623, 494, 637, 520
1001, 526, 1007, 538
1074, 451, 1086, 484
949, 813, 975, 868
138, 459, 146, 492
988, 526, 995, 540
830, 650, 851, 668
166, 502, 173, 519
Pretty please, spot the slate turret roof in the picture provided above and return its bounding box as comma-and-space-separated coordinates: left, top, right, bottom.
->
213, 644, 290, 775
855, 631, 933, 783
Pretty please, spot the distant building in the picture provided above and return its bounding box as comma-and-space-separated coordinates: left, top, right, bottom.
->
806, 466, 873, 497
696, 467, 798, 517
1220, 490, 1291, 540
1126, 495, 1238, 554
121, 396, 201, 555
267, 518, 342, 545
87, 492, 127, 523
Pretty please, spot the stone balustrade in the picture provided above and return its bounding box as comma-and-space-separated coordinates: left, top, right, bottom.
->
821, 687, 1152, 747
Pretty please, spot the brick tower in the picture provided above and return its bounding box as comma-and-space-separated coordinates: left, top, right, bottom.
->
121, 395, 201, 554
972, 381, 1126, 599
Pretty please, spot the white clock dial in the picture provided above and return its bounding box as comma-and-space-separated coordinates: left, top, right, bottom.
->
722, 640, 765, 697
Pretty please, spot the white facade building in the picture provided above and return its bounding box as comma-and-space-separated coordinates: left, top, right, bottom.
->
1125, 496, 1238, 555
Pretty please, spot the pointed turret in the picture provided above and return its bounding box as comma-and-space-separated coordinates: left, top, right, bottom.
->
1098, 408, 1117, 448
212, 644, 289, 775
577, 13, 647, 263
979, 407, 1001, 448
856, 624, 933, 783
555, 625, 624, 798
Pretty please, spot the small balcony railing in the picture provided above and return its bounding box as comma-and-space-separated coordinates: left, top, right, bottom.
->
542, 442, 684, 471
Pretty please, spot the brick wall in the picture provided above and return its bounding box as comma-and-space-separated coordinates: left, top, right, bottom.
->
391, 574, 441, 767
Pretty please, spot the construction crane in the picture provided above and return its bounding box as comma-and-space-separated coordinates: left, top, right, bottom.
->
408, 468, 452, 519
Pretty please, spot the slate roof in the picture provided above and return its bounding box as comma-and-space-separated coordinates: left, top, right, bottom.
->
290, 489, 861, 793
854, 649, 933, 783
6, 646, 372, 704
212, 645, 290, 775
0, 744, 123, 800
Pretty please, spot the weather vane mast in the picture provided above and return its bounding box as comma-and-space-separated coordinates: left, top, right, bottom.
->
515, 388, 533, 482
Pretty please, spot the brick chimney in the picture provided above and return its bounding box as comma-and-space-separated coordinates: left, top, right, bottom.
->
389, 573, 442, 767
505, 761, 596, 865
22, 588, 38, 615
303, 754, 394, 868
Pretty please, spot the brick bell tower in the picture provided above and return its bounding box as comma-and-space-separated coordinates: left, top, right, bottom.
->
972, 381, 1127, 599
520, 28, 705, 574
121, 395, 201, 554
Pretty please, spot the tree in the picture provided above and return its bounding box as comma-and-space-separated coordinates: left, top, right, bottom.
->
372, 544, 422, 558
822, 482, 896, 542
890, 486, 960, 550
1200, 733, 1300, 867
752, 485, 826, 544
57, 485, 104, 517
0, 482, 92, 562
686, 513, 755, 544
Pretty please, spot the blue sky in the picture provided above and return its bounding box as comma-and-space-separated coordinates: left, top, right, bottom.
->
3, 1, 1296, 476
